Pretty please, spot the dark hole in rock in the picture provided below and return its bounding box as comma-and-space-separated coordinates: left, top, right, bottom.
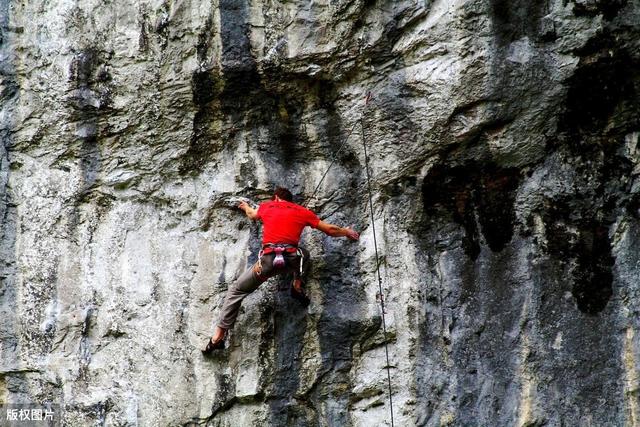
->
489, 0, 549, 44
274, 99, 301, 165
181, 70, 225, 175
628, 194, 640, 219
69, 48, 99, 86
476, 170, 522, 252
422, 163, 521, 260
541, 199, 614, 315
571, 0, 627, 20
573, 224, 614, 314
191, 70, 222, 107
548, 30, 637, 315
562, 44, 636, 137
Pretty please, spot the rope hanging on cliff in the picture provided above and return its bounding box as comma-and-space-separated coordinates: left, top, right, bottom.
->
360, 93, 395, 427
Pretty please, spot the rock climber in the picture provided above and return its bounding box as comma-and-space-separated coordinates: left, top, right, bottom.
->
203, 186, 359, 354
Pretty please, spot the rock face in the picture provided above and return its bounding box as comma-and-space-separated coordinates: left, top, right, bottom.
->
1, 0, 639, 425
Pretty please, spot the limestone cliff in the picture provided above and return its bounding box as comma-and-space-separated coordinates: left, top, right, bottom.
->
1, 0, 639, 425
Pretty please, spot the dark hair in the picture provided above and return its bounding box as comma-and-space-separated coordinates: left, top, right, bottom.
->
273, 187, 293, 202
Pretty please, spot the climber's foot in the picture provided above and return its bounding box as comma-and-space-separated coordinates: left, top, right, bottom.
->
291, 279, 310, 307
202, 327, 226, 355
202, 337, 225, 354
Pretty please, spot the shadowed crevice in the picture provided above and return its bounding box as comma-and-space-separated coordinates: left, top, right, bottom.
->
539, 196, 616, 315
267, 277, 310, 425
488, 0, 550, 45
547, 27, 640, 315
182, 0, 316, 176
422, 163, 522, 260
563, 46, 637, 137
571, 0, 628, 20
68, 47, 112, 198
0, 0, 27, 402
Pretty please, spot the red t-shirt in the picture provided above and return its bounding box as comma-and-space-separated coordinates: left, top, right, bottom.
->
256, 200, 320, 245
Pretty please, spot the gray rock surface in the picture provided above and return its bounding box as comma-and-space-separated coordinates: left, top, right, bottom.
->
1, 0, 639, 425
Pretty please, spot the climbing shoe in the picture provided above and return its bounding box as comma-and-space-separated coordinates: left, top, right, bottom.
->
202, 337, 225, 354
291, 279, 310, 307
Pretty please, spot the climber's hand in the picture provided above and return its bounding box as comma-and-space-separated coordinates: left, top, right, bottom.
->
345, 225, 359, 241
238, 201, 258, 220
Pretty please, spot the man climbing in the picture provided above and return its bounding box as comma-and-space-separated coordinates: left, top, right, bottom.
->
203, 187, 359, 353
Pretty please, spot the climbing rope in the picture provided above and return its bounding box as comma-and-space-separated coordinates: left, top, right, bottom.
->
360, 94, 395, 427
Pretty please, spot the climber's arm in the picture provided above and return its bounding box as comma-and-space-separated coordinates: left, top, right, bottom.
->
316, 221, 359, 241
238, 201, 258, 220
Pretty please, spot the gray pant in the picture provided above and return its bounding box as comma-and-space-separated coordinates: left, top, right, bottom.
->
217, 247, 310, 329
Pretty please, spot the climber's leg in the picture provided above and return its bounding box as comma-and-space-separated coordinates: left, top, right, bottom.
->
204, 256, 277, 353
216, 254, 276, 330
289, 247, 311, 306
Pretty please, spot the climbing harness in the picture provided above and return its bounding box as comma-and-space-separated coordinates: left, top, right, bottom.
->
258, 243, 304, 273
272, 247, 287, 268
256, 244, 307, 299
360, 93, 395, 427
